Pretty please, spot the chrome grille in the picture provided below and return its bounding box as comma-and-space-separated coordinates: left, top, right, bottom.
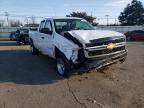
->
86, 37, 125, 47
88, 46, 125, 56
84, 36, 126, 58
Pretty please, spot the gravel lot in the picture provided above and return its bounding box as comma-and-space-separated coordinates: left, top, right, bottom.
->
0, 41, 144, 108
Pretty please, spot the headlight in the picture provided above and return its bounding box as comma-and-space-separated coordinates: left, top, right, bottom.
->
70, 50, 78, 64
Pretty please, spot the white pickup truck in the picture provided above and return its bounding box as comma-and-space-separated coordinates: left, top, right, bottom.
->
29, 17, 127, 77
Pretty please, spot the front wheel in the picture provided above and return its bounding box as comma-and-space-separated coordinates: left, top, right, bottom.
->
56, 53, 71, 77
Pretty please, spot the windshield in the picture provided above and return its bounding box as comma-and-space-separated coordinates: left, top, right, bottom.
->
54, 19, 94, 33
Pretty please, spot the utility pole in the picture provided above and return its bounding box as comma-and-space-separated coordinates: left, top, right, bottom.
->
91, 11, 93, 17
106, 15, 109, 26
5, 12, 9, 27
97, 18, 100, 22
31, 16, 36, 24
115, 18, 117, 25
25, 17, 29, 27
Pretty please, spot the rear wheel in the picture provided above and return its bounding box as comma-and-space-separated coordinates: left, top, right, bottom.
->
56, 53, 71, 77
30, 39, 39, 55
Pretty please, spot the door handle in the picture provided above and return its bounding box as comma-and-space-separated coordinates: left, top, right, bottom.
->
41, 37, 44, 39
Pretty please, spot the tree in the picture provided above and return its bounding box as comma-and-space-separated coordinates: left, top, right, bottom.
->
9, 20, 23, 27
66, 12, 96, 23
119, 0, 144, 25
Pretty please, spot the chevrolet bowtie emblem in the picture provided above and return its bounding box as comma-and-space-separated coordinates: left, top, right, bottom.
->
107, 43, 115, 50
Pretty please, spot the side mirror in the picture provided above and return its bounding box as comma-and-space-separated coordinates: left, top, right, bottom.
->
41, 28, 52, 35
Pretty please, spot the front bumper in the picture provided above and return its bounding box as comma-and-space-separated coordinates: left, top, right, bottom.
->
78, 50, 127, 70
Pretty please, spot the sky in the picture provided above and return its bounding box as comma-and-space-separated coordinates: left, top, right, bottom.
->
0, 0, 144, 24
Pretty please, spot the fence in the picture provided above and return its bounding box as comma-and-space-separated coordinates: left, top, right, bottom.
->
96, 26, 144, 33
0, 26, 144, 38
0, 27, 37, 38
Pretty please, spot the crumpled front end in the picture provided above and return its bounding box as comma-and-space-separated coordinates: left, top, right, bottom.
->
75, 36, 127, 70
78, 50, 127, 70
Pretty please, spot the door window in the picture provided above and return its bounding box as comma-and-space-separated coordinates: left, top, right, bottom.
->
44, 20, 52, 31
39, 20, 45, 32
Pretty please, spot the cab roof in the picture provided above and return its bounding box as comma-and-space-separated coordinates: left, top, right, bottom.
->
43, 17, 82, 20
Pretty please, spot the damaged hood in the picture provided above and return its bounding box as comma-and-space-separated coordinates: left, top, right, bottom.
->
68, 30, 124, 43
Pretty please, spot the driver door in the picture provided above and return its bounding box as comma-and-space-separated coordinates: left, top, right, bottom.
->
39, 20, 54, 58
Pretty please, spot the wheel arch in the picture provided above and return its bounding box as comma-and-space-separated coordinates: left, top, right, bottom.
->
55, 47, 62, 58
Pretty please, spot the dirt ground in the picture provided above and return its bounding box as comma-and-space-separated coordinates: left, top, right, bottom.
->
0, 41, 144, 108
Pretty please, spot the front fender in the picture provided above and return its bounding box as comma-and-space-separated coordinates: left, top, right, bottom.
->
53, 33, 79, 63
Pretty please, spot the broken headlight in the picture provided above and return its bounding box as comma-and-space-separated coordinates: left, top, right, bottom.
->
70, 49, 79, 64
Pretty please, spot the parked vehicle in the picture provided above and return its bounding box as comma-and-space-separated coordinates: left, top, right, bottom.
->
9, 31, 16, 41
125, 30, 144, 40
29, 17, 127, 77
16, 29, 29, 45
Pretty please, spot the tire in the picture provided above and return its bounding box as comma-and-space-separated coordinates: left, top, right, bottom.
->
56, 53, 71, 77
16, 37, 21, 45
127, 37, 135, 41
24, 40, 29, 45
24, 42, 28, 45
30, 39, 39, 55
24, 37, 30, 45
126, 37, 131, 41
16, 40, 21, 45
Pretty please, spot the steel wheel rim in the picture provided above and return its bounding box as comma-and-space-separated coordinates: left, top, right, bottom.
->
57, 58, 65, 75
